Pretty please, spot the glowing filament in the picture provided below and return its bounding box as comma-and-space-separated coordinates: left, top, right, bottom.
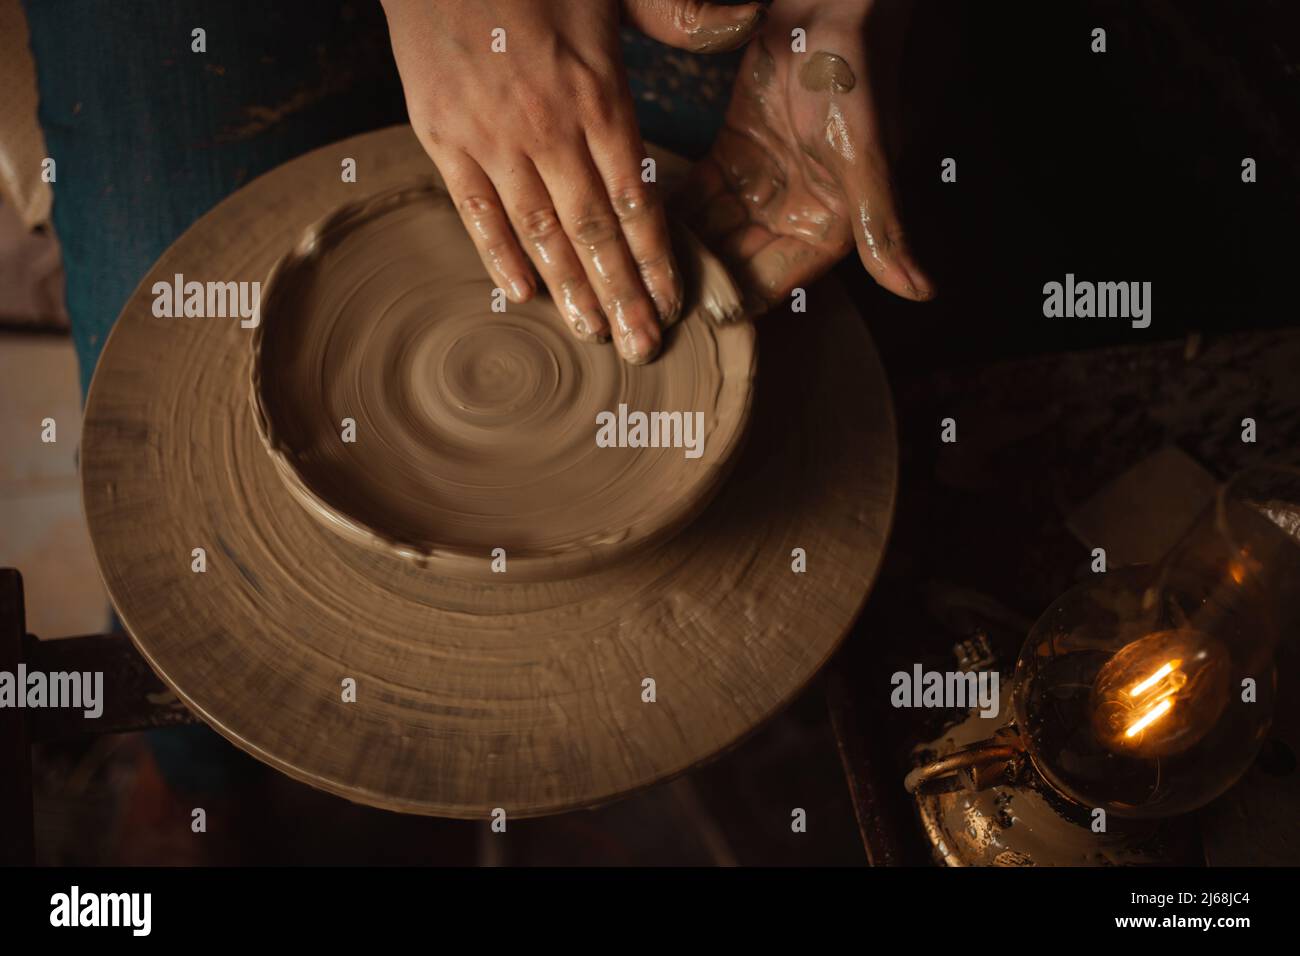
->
1121, 658, 1185, 739
1125, 697, 1173, 737
1091, 630, 1230, 757
1128, 659, 1180, 698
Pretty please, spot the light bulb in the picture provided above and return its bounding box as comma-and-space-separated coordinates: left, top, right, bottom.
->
1009, 466, 1300, 819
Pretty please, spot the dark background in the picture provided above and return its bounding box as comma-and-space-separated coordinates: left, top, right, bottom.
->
862, 0, 1299, 372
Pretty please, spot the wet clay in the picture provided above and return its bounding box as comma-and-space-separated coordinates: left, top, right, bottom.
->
251, 182, 754, 581
798, 51, 856, 94
685, 5, 766, 53
824, 103, 855, 163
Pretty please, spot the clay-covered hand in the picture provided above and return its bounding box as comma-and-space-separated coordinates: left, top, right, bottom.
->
675, 0, 932, 313
382, 0, 765, 363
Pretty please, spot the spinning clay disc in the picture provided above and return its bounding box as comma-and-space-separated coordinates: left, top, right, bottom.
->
81, 126, 897, 817
251, 182, 755, 580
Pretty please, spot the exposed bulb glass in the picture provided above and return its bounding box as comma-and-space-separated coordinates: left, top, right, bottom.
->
1012, 466, 1300, 818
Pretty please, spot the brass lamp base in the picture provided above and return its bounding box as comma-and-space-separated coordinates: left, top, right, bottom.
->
908, 689, 1202, 866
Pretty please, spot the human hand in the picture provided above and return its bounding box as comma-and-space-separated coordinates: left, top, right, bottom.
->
675, 0, 933, 313
383, 0, 766, 363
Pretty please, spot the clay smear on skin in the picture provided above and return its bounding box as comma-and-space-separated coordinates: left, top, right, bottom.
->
798, 51, 857, 94
685, 5, 766, 53
824, 103, 855, 163
800, 52, 859, 164
794, 52, 897, 284
858, 199, 886, 271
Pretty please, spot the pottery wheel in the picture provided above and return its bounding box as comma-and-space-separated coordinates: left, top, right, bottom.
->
81, 125, 897, 817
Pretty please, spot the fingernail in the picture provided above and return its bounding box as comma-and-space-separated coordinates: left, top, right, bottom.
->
727, 2, 765, 29
651, 289, 682, 327
689, 4, 766, 53
901, 258, 935, 300
620, 328, 660, 365
573, 311, 609, 343
508, 277, 532, 302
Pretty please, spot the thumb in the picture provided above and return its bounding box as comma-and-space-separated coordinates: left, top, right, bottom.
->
622, 0, 766, 54
849, 179, 933, 302
839, 128, 934, 302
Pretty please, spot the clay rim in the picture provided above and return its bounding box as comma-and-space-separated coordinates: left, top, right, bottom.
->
248, 181, 758, 580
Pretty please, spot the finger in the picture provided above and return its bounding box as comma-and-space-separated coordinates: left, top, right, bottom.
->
848, 170, 932, 301
729, 235, 840, 312
490, 157, 610, 343
817, 101, 934, 301
586, 102, 684, 326
685, 125, 792, 250
538, 151, 663, 365
432, 148, 536, 303
623, 0, 766, 53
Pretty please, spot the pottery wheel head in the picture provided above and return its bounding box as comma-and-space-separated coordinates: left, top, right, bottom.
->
250, 182, 755, 580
